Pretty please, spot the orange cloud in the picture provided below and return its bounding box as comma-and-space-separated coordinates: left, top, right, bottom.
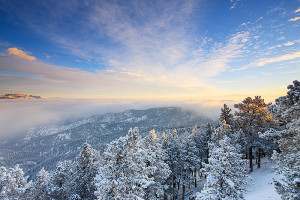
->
6, 47, 37, 61
289, 17, 300, 22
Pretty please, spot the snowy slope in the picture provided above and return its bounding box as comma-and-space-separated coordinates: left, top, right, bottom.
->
0, 107, 210, 179
245, 158, 281, 200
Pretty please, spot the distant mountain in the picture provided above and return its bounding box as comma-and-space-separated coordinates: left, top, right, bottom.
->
0, 107, 212, 179
0, 93, 42, 99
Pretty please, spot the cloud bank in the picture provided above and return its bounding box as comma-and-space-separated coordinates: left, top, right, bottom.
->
0, 98, 223, 138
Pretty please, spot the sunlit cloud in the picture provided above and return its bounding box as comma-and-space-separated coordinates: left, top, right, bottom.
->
6, 47, 37, 60
0, 55, 228, 99
231, 50, 300, 71
283, 42, 294, 46
295, 8, 300, 13
256, 51, 300, 66
289, 17, 300, 21
230, 0, 240, 9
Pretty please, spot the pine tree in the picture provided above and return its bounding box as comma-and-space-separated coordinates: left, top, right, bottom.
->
179, 131, 201, 199
192, 126, 211, 187
22, 167, 50, 200
48, 160, 75, 200
95, 128, 147, 199
0, 165, 28, 200
268, 80, 300, 200
196, 136, 249, 200
161, 129, 184, 199
134, 129, 171, 199
219, 104, 233, 125
71, 142, 100, 199
234, 96, 276, 171
193, 123, 212, 164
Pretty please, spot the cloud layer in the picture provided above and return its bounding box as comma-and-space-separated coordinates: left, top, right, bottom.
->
0, 98, 223, 137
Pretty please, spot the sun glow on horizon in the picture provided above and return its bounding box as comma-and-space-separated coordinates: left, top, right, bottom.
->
0, 0, 299, 103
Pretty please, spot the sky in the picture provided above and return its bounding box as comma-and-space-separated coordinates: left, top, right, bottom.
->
0, 0, 300, 106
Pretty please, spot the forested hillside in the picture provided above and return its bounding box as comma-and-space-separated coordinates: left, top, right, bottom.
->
0, 80, 299, 200
0, 107, 210, 180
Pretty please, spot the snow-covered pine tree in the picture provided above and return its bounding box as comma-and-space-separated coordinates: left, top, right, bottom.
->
193, 123, 212, 164
161, 129, 184, 199
48, 160, 75, 200
192, 125, 211, 186
234, 96, 276, 171
134, 129, 171, 199
71, 142, 100, 199
196, 136, 249, 200
267, 80, 300, 200
179, 131, 201, 199
219, 104, 233, 125
22, 167, 50, 200
0, 165, 28, 200
95, 128, 147, 199
212, 120, 229, 142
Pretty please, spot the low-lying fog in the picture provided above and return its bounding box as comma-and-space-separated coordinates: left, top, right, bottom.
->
0, 98, 222, 138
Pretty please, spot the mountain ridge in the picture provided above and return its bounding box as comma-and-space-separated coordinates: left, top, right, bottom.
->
0, 106, 211, 179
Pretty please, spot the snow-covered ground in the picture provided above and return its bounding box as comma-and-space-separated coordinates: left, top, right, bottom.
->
245, 158, 281, 200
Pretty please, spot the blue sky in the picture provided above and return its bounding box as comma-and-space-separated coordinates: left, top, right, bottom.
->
0, 0, 299, 106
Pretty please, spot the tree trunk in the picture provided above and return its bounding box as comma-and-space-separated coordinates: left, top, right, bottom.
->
206, 149, 209, 163
182, 184, 185, 200
249, 146, 253, 172
164, 193, 168, 200
257, 148, 261, 168
194, 169, 197, 188
173, 181, 176, 200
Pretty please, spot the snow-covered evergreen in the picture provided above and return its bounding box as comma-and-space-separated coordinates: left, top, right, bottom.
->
48, 160, 75, 199
196, 136, 249, 200
268, 80, 300, 200
134, 129, 171, 199
234, 96, 276, 171
219, 104, 233, 125
179, 131, 201, 198
0, 165, 28, 200
95, 127, 170, 199
22, 167, 50, 200
161, 129, 185, 199
71, 142, 100, 199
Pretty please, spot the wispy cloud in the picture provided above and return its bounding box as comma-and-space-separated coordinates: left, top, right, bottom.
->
283, 41, 294, 46
186, 31, 250, 77
256, 51, 300, 66
6, 48, 37, 60
231, 51, 300, 71
230, 0, 240, 9
295, 8, 300, 13
289, 17, 300, 21
277, 36, 285, 40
